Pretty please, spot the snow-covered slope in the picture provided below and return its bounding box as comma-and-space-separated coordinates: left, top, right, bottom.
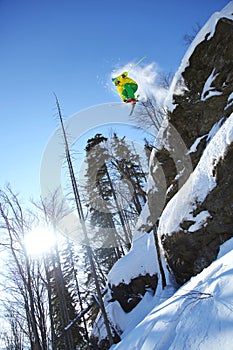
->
111, 238, 233, 350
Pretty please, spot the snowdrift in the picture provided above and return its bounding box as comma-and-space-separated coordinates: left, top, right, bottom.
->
111, 238, 233, 350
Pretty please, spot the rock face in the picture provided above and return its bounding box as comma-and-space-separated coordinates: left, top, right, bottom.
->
110, 273, 158, 312
161, 141, 233, 284
170, 18, 233, 168
153, 14, 233, 284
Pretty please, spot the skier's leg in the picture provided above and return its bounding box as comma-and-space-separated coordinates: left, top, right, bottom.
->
122, 88, 129, 101
124, 83, 138, 99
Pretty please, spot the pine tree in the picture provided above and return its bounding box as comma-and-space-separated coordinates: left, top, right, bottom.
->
48, 239, 80, 350
84, 134, 122, 291
62, 237, 89, 346
110, 133, 147, 215
83, 132, 148, 267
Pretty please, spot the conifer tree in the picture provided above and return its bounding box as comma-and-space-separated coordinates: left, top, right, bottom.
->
110, 133, 147, 215
62, 237, 89, 346
83, 132, 148, 264
84, 134, 122, 288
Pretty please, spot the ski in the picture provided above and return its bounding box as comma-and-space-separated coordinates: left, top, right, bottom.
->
129, 101, 137, 116
129, 94, 140, 116
127, 56, 147, 74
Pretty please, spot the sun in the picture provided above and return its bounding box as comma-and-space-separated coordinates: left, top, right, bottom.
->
24, 226, 56, 256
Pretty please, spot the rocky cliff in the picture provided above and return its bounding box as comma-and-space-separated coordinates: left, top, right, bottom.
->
153, 4, 233, 284
93, 3, 233, 345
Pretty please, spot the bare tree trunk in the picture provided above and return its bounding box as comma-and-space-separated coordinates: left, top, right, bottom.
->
55, 94, 116, 347
43, 255, 57, 349
105, 164, 132, 250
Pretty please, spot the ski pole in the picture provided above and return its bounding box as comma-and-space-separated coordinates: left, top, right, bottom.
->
128, 55, 147, 73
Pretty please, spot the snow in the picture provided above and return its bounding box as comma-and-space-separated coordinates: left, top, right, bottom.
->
107, 290, 160, 339
111, 238, 233, 350
165, 2, 233, 112
225, 92, 233, 110
201, 69, 222, 101
157, 112, 233, 237
217, 237, 233, 258
187, 134, 207, 154
111, 62, 167, 105
207, 117, 224, 143
134, 203, 153, 235
226, 121, 233, 144
108, 231, 159, 286
188, 210, 211, 232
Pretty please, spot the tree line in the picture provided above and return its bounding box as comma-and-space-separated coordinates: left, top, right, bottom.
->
0, 128, 150, 349
0, 91, 168, 349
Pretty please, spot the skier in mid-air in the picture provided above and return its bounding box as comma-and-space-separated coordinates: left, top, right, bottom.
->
112, 56, 146, 115
112, 71, 139, 103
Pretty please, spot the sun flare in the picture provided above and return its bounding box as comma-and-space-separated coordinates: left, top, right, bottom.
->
24, 226, 56, 256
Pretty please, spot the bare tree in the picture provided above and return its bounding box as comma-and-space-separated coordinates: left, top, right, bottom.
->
183, 22, 202, 46
1, 306, 26, 350
0, 186, 45, 349
133, 96, 166, 135
131, 71, 173, 135
34, 192, 86, 349
54, 94, 118, 348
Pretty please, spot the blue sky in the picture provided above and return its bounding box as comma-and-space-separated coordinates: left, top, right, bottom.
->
0, 0, 229, 200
